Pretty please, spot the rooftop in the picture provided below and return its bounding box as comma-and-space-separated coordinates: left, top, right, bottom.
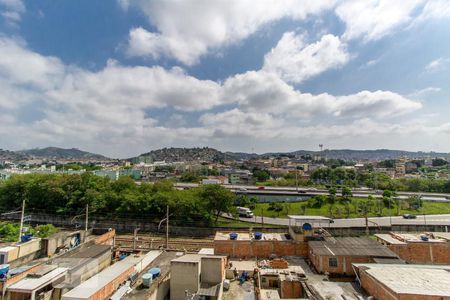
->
214, 232, 288, 241
356, 264, 450, 297
62, 251, 161, 299
171, 253, 202, 263
390, 232, 447, 243
8, 267, 68, 292
309, 237, 398, 257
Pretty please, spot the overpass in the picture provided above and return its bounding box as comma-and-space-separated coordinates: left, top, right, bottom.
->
174, 183, 450, 202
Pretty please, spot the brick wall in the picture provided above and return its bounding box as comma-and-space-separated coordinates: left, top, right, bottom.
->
308, 253, 373, 276
360, 269, 398, 300
214, 240, 308, 258
388, 242, 450, 264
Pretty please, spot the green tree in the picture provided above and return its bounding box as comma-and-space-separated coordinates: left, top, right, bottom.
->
341, 186, 353, 203
253, 169, 270, 182
198, 184, 234, 223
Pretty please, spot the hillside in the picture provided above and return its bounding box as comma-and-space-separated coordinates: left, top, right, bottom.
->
18, 147, 109, 161
133, 147, 225, 162
0, 149, 28, 162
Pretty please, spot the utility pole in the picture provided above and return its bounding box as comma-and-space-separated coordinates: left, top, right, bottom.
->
133, 228, 140, 251
166, 205, 169, 249
85, 204, 89, 232
18, 199, 25, 242
261, 207, 264, 230
389, 198, 392, 226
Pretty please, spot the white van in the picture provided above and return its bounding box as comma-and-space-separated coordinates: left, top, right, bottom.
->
237, 207, 254, 218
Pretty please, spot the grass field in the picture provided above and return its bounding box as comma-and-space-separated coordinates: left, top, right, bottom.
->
253, 200, 450, 219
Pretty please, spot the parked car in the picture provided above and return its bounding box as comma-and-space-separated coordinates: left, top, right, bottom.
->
403, 214, 417, 219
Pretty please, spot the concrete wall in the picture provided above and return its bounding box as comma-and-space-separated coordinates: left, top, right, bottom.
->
170, 261, 200, 300
200, 256, 225, 285
214, 240, 308, 258
388, 242, 450, 264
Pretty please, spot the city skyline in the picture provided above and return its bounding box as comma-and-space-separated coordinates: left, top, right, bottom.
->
1, 1, 450, 157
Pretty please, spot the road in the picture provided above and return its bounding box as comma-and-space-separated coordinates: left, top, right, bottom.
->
230, 214, 450, 228
175, 183, 450, 202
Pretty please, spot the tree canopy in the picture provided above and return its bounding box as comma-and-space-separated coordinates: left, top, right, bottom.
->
0, 173, 236, 226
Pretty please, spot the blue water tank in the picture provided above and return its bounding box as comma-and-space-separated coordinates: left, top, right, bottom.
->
0, 264, 9, 280
142, 273, 153, 287
148, 267, 161, 279
229, 233, 238, 240
302, 223, 312, 231
420, 235, 429, 241
254, 232, 262, 240
20, 234, 33, 243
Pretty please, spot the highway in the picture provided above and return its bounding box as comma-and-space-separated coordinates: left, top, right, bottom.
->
229, 214, 450, 228
175, 183, 450, 202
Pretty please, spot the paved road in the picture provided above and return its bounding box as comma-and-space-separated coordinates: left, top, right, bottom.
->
231, 214, 450, 228
175, 183, 450, 202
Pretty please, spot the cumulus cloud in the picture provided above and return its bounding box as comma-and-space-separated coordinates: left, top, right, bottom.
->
222, 71, 421, 119
0, 37, 430, 157
263, 33, 349, 83
124, 0, 337, 65
336, 0, 424, 42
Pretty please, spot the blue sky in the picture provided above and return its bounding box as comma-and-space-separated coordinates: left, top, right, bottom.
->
1, 0, 450, 158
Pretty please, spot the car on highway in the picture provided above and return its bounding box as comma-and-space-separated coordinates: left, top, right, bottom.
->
402, 214, 417, 219
257, 186, 265, 190
238, 187, 247, 192
297, 190, 306, 194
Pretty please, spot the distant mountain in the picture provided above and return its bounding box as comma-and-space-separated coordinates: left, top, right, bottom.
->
131, 147, 450, 163
0, 149, 28, 162
17, 147, 110, 161
259, 149, 450, 161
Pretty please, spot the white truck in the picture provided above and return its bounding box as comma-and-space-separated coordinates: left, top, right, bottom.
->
237, 207, 254, 218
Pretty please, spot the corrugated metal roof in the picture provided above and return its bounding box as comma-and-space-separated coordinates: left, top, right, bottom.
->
62, 251, 161, 300
309, 237, 398, 257
8, 267, 68, 292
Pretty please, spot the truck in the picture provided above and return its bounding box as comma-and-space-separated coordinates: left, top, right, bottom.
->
237, 207, 254, 218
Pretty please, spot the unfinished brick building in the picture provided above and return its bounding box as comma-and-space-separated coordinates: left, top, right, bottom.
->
213, 231, 308, 258
375, 232, 450, 264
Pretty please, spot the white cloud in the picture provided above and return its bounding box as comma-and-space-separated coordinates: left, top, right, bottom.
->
263, 33, 349, 83
425, 57, 450, 72
408, 87, 441, 99
336, 0, 424, 42
336, 0, 450, 42
410, 0, 450, 26
124, 0, 337, 65
222, 71, 421, 119
0, 0, 25, 24
0, 37, 431, 157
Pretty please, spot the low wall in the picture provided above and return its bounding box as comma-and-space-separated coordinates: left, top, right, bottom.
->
388, 242, 450, 264
214, 240, 308, 258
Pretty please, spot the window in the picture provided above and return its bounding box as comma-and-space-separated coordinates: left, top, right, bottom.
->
0, 254, 4, 264
329, 257, 338, 268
